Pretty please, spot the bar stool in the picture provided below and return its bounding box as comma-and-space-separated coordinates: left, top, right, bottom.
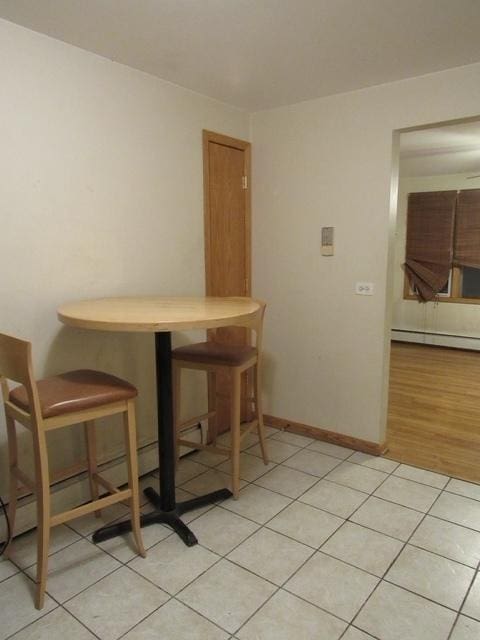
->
0, 332, 146, 609
172, 300, 268, 498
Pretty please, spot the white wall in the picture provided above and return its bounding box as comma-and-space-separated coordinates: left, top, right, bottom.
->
392, 173, 480, 343
0, 19, 249, 498
251, 62, 480, 444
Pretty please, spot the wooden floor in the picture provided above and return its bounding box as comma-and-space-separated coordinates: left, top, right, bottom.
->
386, 341, 480, 483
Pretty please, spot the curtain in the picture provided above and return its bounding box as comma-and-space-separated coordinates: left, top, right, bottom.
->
404, 191, 457, 302
454, 189, 480, 269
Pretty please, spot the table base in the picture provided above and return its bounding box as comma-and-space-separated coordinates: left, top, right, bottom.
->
91, 486, 233, 547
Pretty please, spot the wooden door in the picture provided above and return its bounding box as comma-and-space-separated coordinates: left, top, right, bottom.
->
203, 130, 251, 434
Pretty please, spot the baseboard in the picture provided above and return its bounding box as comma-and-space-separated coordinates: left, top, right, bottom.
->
264, 414, 387, 456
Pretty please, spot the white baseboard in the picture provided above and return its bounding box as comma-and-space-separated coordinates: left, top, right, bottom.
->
0, 424, 202, 542
392, 330, 480, 351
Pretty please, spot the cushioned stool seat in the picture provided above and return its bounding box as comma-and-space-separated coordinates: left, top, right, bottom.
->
173, 342, 257, 367
10, 369, 137, 418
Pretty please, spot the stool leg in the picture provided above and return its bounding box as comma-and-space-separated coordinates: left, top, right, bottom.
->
84, 421, 101, 517
231, 369, 242, 499
34, 430, 50, 610
123, 400, 146, 558
254, 363, 269, 465
4, 415, 18, 557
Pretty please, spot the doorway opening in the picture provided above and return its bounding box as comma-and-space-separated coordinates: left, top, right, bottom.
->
385, 118, 480, 482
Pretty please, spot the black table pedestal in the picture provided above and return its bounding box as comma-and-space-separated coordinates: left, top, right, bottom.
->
92, 331, 232, 547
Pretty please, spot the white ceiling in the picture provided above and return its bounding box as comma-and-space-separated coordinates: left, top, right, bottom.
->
1, 0, 480, 110
400, 121, 480, 177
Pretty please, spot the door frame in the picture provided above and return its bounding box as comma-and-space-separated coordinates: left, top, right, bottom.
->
202, 129, 252, 297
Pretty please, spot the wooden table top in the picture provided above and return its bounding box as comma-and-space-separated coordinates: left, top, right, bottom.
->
57, 296, 261, 332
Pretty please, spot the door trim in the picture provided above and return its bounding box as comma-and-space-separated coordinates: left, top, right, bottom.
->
202, 130, 251, 296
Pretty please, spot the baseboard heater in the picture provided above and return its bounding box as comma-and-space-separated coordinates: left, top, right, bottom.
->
392, 329, 480, 352
0, 423, 202, 543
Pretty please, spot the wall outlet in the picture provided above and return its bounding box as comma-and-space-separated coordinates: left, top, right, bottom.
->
355, 282, 374, 295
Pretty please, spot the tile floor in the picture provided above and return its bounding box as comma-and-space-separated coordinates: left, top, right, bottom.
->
2, 428, 480, 639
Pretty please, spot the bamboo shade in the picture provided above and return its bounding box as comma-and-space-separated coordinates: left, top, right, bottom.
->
454, 189, 480, 269
404, 191, 456, 302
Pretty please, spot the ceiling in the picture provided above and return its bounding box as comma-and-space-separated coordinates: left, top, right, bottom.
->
400, 121, 480, 177
1, 0, 480, 110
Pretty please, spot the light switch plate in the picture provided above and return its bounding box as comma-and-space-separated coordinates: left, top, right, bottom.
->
355, 282, 374, 295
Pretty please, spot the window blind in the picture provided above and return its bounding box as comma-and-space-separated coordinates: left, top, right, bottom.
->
404, 191, 457, 302
454, 189, 480, 269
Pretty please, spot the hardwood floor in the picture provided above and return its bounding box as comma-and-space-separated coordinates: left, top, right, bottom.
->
386, 341, 480, 483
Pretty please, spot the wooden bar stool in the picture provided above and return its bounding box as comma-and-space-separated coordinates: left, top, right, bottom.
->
172, 300, 268, 498
0, 332, 146, 609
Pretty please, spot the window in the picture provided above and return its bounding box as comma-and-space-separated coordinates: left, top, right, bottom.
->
404, 189, 480, 303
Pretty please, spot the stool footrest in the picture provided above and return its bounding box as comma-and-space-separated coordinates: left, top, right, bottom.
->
50, 488, 131, 527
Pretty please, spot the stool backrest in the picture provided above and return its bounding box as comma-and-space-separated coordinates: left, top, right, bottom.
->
0, 332, 42, 424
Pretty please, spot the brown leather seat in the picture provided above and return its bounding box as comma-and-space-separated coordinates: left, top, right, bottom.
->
173, 342, 257, 367
9, 369, 138, 418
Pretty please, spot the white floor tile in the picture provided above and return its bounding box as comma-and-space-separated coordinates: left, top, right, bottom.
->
283, 449, 341, 477
285, 552, 378, 622
350, 496, 424, 541
128, 534, 219, 595
462, 572, 480, 621
188, 506, 259, 555
247, 439, 300, 463
25, 538, 121, 604
217, 452, 276, 482
180, 468, 246, 496
237, 588, 346, 640
188, 449, 229, 467
348, 452, 399, 474
99, 519, 171, 563
65, 503, 130, 537
393, 464, 449, 489
385, 545, 474, 610
253, 464, 318, 498
8, 607, 95, 640
325, 462, 388, 494
222, 485, 291, 524
9, 525, 81, 570
430, 493, 480, 531
307, 441, 354, 459
270, 430, 314, 447
217, 430, 260, 452
175, 458, 210, 485
450, 615, 480, 639
122, 598, 229, 639
341, 628, 376, 640
299, 479, 367, 518
0, 573, 56, 639
0, 556, 19, 582
355, 581, 456, 640
267, 501, 343, 548
178, 559, 276, 634
227, 528, 312, 585
321, 522, 403, 577
446, 478, 480, 501
174, 487, 216, 524
374, 475, 440, 512
410, 515, 480, 567
65, 566, 169, 640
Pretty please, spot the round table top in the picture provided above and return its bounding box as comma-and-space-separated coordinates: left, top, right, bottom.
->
57, 296, 261, 332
